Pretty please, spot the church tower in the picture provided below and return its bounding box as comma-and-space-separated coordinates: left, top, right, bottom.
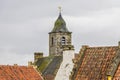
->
49, 8, 72, 56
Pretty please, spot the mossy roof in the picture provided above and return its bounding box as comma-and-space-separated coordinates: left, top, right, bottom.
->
35, 56, 62, 77
72, 46, 120, 80
51, 13, 70, 33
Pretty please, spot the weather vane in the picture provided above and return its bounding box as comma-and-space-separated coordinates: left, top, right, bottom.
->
58, 6, 62, 13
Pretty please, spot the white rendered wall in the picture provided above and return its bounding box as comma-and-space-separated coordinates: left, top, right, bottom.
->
55, 50, 74, 80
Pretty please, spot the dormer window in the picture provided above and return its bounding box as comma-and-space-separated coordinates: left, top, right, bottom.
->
61, 37, 65, 45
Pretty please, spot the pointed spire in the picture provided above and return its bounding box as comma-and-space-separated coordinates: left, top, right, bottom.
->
50, 7, 70, 33
58, 6, 62, 20
58, 6, 62, 14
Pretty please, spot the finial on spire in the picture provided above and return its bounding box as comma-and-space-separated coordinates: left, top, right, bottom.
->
58, 6, 62, 13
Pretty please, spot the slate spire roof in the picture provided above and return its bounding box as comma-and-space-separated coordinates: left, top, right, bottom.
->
51, 12, 70, 33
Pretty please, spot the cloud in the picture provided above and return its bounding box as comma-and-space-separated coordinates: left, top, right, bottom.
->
0, 0, 120, 65
63, 7, 120, 52
65, 7, 120, 32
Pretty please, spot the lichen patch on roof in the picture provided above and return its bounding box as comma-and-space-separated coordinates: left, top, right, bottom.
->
50, 13, 70, 33
35, 56, 62, 80
71, 45, 120, 80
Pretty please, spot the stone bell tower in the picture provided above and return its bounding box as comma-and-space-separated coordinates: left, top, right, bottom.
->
49, 7, 72, 56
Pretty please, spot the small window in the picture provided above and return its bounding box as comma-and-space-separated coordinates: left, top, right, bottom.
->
52, 37, 54, 45
61, 37, 65, 45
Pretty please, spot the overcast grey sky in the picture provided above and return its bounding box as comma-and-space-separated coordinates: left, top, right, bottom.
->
0, 0, 120, 65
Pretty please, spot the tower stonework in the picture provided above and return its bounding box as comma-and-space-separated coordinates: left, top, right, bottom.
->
49, 12, 72, 56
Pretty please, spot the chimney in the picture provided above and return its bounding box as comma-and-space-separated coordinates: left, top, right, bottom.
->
63, 45, 74, 51
63, 45, 75, 62
28, 61, 33, 67
34, 52, 43, 62
118, 41, 120, 48
81, 45, 89, 49
107, 75, 112, 80
80, 45, 89, 54
14, 64, 18, 66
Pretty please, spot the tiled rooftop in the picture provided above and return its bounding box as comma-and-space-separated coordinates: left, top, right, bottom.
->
113, 64, 120, 80
0, 65, 43, 80
72, 45, 120, 80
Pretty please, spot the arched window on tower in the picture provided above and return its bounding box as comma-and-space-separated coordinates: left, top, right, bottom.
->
52, 37, 54, 46
61, 37, 66, 45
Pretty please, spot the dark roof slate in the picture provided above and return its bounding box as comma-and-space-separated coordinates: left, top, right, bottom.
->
43, 56, 62, 75
50, 13, 70, 33
35, 56, 62, 80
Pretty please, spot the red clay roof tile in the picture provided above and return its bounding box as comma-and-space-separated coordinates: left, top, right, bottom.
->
113, 64, 120, 80
0, 65, 43, 80
72, 46, 119, 80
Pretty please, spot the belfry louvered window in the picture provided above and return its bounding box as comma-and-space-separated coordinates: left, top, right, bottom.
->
61, 37, 65, 45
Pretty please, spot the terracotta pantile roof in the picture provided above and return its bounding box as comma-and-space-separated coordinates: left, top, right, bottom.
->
75, 54, 79, 60
71, 45, 120, 80
0, 65, 43, 80
113, 64, 120, 80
